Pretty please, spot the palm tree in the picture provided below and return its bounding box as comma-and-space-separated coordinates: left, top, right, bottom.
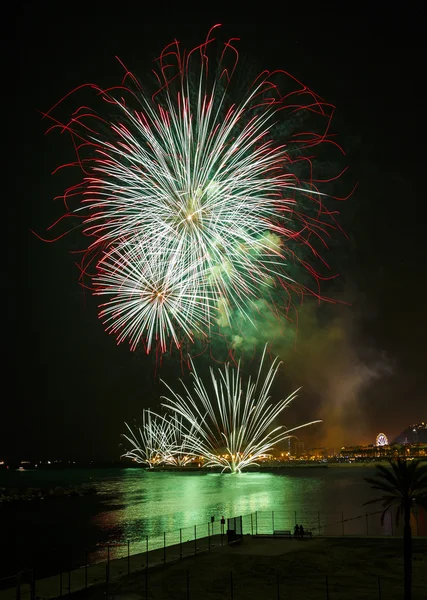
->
364, 458, 427, 600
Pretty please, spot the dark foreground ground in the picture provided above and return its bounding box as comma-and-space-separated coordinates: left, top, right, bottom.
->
53, 536, 427, 600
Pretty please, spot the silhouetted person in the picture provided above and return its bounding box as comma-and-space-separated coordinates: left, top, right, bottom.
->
293, 524, 300, 538
300, 524, 304, 538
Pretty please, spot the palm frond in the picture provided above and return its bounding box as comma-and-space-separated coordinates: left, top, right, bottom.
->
364, 458, 427, 527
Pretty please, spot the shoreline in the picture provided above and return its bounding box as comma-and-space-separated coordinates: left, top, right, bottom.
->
3, 459, 421, 473
147, 461, 388, 472
0, 461, 400, 480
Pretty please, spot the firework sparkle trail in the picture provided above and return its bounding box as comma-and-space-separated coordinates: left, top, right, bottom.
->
122, 410, 160, 468
161, 346, 321, 473
122, 410, 195, 467
43, 25, 346, 354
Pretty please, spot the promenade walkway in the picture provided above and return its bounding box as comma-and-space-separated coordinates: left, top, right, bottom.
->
0, 533, 226, 600
3, 536, 426, 600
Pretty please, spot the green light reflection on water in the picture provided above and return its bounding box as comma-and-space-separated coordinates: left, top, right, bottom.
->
93, 468, 324, 555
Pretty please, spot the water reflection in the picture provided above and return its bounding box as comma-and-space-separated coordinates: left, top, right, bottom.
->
91, 467, 376, 561
3, 466, 425, 570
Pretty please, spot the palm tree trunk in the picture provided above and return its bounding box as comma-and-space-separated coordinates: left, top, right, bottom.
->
403, 505, 412, 600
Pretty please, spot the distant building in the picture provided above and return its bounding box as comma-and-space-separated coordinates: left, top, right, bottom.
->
340, 442, 426, 459
306, 447, 329, 458
294, 441, 305, 457
393, 422, 427, 444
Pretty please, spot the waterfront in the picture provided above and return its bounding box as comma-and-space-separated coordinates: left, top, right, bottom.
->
1, 466, 425, 580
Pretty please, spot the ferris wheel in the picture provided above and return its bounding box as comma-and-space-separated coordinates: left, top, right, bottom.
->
376, 433, 389, 446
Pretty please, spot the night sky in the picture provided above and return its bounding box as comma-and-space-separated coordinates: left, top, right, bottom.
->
7, 2, 426, 462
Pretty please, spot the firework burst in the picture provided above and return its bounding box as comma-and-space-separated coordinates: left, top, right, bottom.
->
44, 25, 345, 354
121, 410, 161, 468
122, 410, 195, 467
161, 346, 321, 473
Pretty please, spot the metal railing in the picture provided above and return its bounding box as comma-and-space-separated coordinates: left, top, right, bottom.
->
1, 518, 227, 599
248, 506, 426, 537
4, 561, 427, 600
2, 506, 426, 599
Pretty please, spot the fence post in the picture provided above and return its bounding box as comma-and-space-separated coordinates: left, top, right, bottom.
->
208, 523, 211, 552
16, 572, 21, 600
146, 535, 149, 568
251, 513, 254, 536
230, 571, 234, 600
325, 575, 329, 600
294, 510, 297, 526
127, 540, 130, 574
318, 511, 321, 535
30, 570, 35, 600
180, 528, 183, 558
255, 511, 258, 535
163, 532, 166, 563
365, 513, 369, 536
341, 512, 345, 536
272, 511, 275, 534
378, 575, 381, 600
106, 544, 110, 596
194, 525, 197, 554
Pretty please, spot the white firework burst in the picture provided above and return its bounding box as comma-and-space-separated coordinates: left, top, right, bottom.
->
94, 241, 214, 351
45, 26, 341, 352
161, 346, 321, 473
121, 410, 162, 467
122, 410, 195, 467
